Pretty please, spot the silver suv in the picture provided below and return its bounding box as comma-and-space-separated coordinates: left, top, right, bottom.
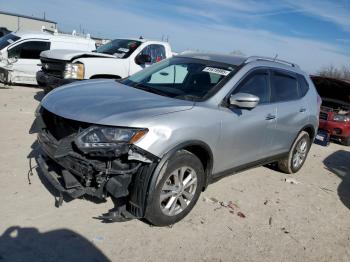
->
32, 53, 320, 226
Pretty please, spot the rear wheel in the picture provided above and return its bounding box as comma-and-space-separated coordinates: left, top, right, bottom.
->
145, 150, 204, 226
278, 131, 311, 174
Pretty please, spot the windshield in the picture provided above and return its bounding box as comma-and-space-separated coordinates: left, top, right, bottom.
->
121, 57, 236, 101
96, 39, 141, 58
0, 33, 20, 50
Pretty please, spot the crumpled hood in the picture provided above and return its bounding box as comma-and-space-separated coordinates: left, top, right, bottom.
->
41, 79, 194, 126
40, 49, 116, 61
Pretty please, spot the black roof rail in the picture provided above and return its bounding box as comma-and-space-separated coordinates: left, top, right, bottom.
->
245, 56, 300, 68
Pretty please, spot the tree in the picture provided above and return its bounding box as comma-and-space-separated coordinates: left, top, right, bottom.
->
318, 65, 350, 81
229, 50, 246, 56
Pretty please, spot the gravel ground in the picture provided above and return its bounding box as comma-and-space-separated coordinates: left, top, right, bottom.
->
0, 85, 349, 262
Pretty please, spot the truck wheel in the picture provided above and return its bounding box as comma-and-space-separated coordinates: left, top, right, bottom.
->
341, 136, 350, 146
278, 131, 311, 174
145, 150, 204, 226
43, 86, 52, 94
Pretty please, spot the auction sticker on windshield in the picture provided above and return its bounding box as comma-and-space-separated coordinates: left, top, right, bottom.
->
118, 47, 129, 53
203, 67, 231, 76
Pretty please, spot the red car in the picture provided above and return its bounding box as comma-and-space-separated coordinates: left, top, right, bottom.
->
312, 76, 350, 146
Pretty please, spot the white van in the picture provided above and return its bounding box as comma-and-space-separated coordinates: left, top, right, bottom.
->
0, 30, 96, 85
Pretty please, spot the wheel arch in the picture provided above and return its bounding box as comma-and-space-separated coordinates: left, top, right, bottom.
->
301, 124, 316, 141
157, 141, 213, 189
128, 141, 214, 218
288, 124, 316, 152
144, 140, 213, 211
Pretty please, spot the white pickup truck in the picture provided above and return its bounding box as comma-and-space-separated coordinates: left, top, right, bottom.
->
37, 38, 173, 92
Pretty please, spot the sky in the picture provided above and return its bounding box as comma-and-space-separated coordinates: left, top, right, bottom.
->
1, 0, 350, 73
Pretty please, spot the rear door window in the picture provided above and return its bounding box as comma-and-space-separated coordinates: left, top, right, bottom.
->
234, 70, 270, 104
271, 71, 299, 102
8, 41, 51, 59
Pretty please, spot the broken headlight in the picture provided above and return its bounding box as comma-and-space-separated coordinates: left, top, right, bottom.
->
333, 114, 350, 122
75, 126, 148, 150
63, 63, 84, 79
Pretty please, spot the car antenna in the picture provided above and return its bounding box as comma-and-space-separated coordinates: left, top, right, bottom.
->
273, 54, 278, 61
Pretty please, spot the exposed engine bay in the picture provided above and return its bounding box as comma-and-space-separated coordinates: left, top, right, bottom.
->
312, 76, 350, 118
321, 98, 350, 117
311, 76, 350, 145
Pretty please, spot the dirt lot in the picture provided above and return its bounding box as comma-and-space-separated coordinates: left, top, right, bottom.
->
0, 85, 349, 262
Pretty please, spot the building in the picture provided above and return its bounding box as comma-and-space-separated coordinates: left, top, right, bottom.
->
0, 11, 57, 32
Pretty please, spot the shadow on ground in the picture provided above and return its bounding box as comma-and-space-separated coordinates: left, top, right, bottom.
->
323, 150, 350, 209
0, 226, 110, 262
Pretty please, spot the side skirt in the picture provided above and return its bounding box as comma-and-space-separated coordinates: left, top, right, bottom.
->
209, 152, 288, 184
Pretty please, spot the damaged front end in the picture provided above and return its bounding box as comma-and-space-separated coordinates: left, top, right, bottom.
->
0, 65, 11, 85
30, 106, 159, 218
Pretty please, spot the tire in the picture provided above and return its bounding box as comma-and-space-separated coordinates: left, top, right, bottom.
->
341, 136, 350, 146
42, 86, 52, 94
278, 131, 311, 174
145, 150, 204, 226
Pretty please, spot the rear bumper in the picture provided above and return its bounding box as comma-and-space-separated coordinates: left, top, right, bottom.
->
36, 70, 78, 91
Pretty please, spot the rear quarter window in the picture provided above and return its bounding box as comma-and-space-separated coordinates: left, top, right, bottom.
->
271, 71, 299, 102
298, 75, 309, 97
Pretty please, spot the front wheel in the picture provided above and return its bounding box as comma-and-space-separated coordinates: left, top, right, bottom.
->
145, 150, 204, 226
278, 131, 311, 174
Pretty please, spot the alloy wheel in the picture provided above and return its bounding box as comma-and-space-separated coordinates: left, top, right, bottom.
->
292, 138, 308, 169
159, 166, 198, 216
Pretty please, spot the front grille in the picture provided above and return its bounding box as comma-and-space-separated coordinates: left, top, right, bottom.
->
42, 109, 90, 141
40, 57, 66, 78
319, 111, 328, 120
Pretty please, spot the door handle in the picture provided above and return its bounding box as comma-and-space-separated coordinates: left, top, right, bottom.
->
265, 114, 276, 120
299, 108, 306, 113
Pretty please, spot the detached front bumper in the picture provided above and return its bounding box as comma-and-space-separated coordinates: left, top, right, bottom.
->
37, 155, 86, 199
36, 130, 143, 200
31, 110, 160, 217
36, 70, 78, 92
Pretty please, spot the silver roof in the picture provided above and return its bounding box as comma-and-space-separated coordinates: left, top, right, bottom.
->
178, 52, 247, 66
178, 52, 303, 74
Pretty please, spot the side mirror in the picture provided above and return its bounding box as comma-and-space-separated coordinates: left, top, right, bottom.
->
135, 54, 151, 65
229, 93, 259, 109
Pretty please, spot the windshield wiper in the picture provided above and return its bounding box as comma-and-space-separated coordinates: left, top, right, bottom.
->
175, 94, 198, 101
132, 83, 172, 97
